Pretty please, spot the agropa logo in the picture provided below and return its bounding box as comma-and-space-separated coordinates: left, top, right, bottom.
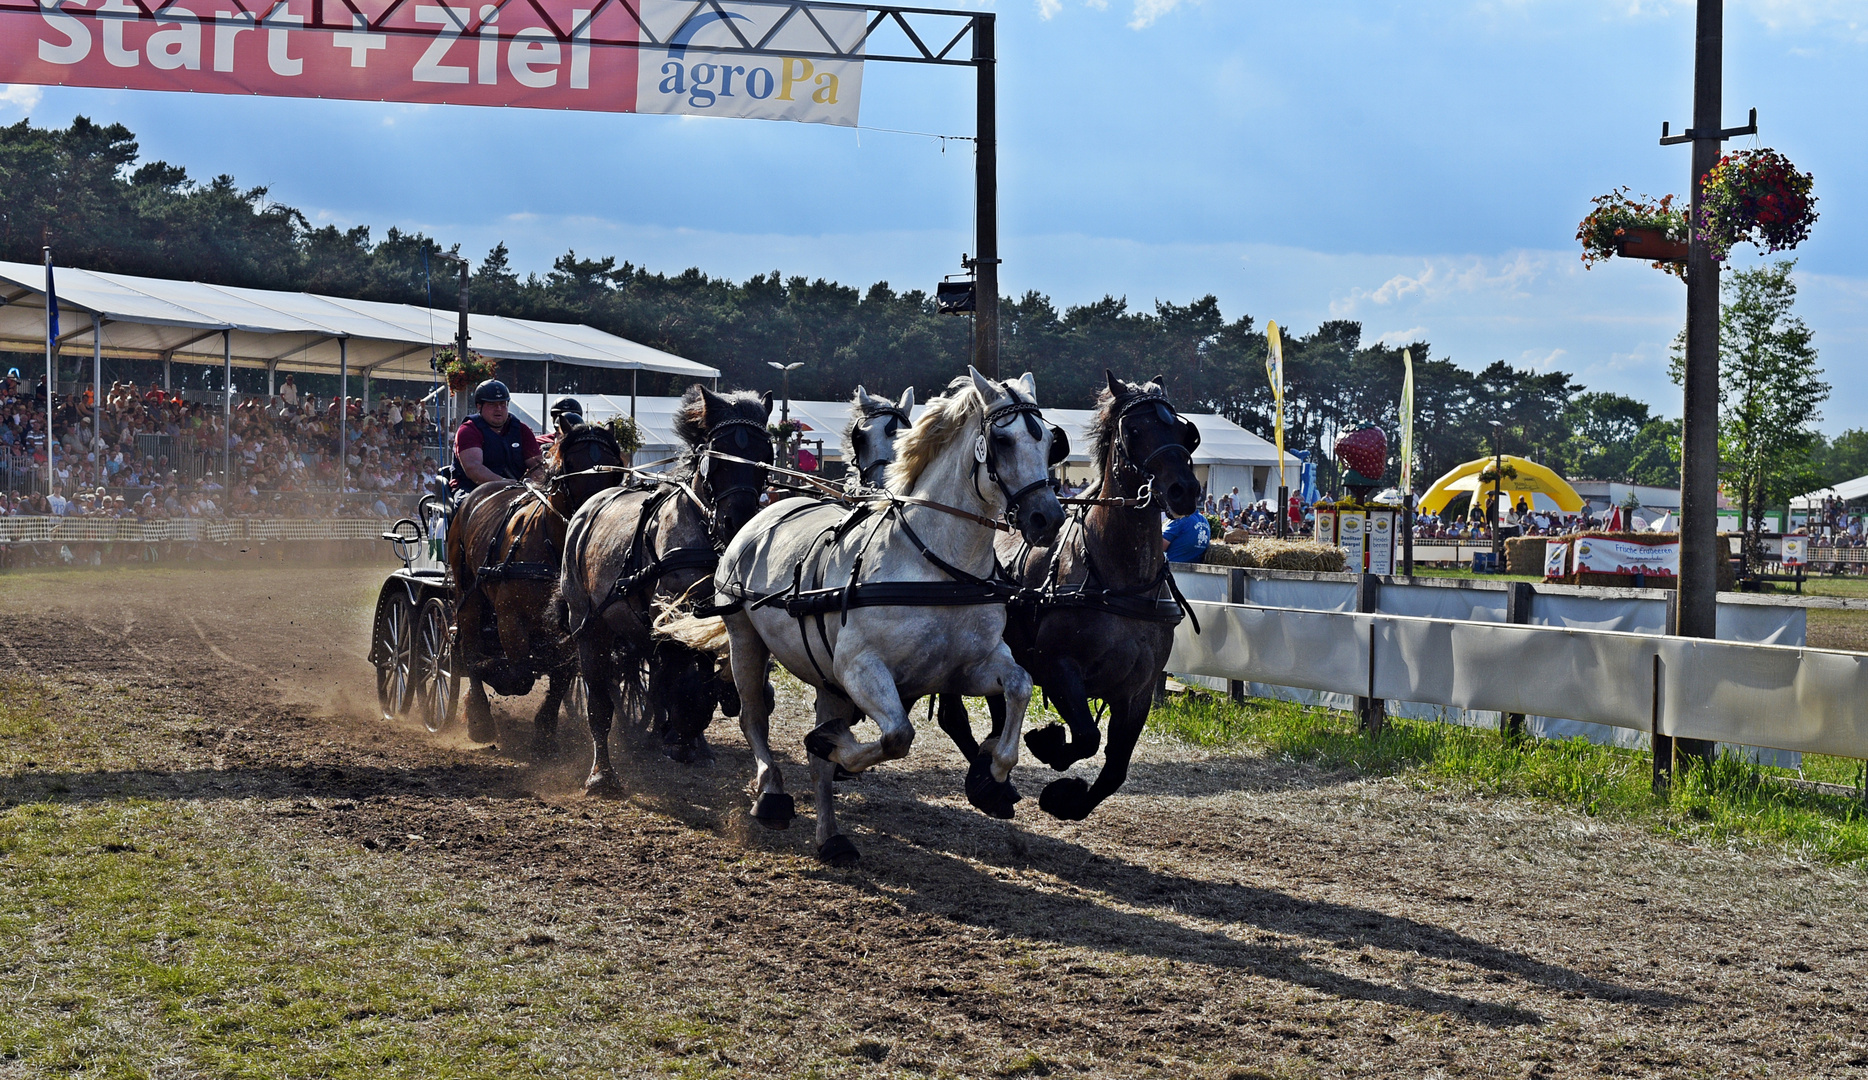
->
654, 7, 845, 110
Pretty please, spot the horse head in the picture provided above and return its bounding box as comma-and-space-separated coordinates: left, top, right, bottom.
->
677, 384, 774, 543
1094, 371, 1202, 520
843, 384, 914, 488
968, 367, 1065, 548
545, 421, 626, 515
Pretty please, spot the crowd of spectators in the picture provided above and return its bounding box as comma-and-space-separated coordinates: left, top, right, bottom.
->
0, 368, 442, 519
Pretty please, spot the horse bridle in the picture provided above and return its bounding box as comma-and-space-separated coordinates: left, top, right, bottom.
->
1109, 391, 1200, 509
978, 397, 1067, 524
855, 405, 909, 486
695, 415, 774, 546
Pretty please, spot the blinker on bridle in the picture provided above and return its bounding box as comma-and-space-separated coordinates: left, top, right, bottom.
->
857, 405, 909, 485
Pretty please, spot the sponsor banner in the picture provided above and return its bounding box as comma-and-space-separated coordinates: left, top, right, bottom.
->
1313, 507, 1335, 546
0, 0, 860, 123
1782, 536, 1807, 567
1544, 540, 1569, 580
1337, 511, 1366, 570
1366, 509, 1394, 576
1573, 534, 1679, 577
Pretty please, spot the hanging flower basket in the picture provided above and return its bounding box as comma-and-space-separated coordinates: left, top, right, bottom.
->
1697, 148, 1818, 262
1577, 188, 1688, 280
433, 347, 495, 393
1477, 462, 1519, 485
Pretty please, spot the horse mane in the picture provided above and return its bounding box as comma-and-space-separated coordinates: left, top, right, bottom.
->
886, 376, 982, 494
672, 384, 767, 477
1087, 375, 1167, 476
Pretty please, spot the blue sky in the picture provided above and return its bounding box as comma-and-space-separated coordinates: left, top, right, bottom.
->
4, 0, 1865, 430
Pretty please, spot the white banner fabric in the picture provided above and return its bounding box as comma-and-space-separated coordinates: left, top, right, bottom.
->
635, 1, 864, 126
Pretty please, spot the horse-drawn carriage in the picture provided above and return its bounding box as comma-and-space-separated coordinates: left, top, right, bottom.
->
367, 494, 463, 734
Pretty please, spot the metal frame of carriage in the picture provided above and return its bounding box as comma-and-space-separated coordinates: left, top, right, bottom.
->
367, 495, 462, 734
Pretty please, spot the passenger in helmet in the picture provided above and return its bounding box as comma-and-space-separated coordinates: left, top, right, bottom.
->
548, 396, 585, 436
452, 379, 542, 491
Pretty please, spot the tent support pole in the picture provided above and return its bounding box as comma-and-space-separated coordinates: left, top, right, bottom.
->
339, 338, 349, 495
267, 362, 275, 399
163, 354, 171, 391
221, 330, 231, 486
631, 370, 637, 419
543, 359, 550, 405
91, 313, 101, 447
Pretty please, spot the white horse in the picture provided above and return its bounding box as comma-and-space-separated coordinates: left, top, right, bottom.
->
669, 368, 1066, 865
841, 384, 914, 490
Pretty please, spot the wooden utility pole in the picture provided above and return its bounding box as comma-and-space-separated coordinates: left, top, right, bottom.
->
1667, 0, 1753, 766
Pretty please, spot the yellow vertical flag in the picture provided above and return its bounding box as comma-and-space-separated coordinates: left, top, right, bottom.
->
1399, 348, 1415, 494
1266, 321, 1286, 488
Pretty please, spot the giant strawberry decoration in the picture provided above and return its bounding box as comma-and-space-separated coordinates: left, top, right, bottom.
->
1334, 425, 1388, 481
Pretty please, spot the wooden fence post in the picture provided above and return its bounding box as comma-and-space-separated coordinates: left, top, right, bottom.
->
1501, 581, 1535, 741
1228, 567, 1246, 704
1357, 573, 1384, 736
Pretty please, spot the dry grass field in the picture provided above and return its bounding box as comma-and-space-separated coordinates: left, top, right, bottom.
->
1, 563, 1866, 1078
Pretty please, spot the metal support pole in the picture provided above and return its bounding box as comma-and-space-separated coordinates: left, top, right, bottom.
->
1356, 573, 1384, 735
1501, 581, 1535, 740
972, 13, 999, 379
1402, 492, 1416, 577
221, 329, 231, 486
543, 358, 550, 407
1228, 567, 1246, 703
163, 354, 171, 391
1276, 483, 1289, 539
90, 313, 101, 448
43, 247, 55, 501
267, 362, 275, 399
631, 369, 638, 419
339, 338, 349, 494
1675, 0, 1724, 767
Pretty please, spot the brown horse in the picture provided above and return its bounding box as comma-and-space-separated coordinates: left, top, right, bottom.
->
559, 386, 773, 794
446, 422, 626, 750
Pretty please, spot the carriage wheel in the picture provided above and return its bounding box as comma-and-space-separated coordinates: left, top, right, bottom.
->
414, 596, 460, 734
375, 591, 416, 721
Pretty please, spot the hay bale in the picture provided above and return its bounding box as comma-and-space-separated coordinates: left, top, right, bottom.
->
1202, 542, 1257, 568
1242, 538, 1346, 573
1504, 536, 1546, 576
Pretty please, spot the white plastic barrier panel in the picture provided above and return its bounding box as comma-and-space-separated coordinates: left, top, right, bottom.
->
1372, 618, 1660, 731
1658, 638, 1868, 758
1173, 602, 1370, 693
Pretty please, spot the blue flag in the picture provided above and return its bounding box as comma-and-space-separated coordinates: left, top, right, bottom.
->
44, 251, 58, 344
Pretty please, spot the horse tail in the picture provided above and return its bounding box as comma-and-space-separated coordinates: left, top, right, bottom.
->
653, 606, 729, 656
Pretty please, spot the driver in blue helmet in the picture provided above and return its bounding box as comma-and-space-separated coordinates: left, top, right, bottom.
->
452, 379, 542, 491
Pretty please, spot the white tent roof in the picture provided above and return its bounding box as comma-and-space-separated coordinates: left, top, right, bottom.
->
1792, 475, 1868, 509
0, 261, 718, 383
516, 394, 1300, 471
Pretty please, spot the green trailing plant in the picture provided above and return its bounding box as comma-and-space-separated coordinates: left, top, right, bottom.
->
605, 415, 643, 457
1577, 187, 1688, 280
1697, 148, 1818, 262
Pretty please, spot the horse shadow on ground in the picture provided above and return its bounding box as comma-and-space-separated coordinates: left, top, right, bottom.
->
808, 797, 1685, 1027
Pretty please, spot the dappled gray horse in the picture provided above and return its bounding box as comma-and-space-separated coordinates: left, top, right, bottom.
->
666, 369, 1065, 864
558, 386, 773, 794
841, 384, 913, 490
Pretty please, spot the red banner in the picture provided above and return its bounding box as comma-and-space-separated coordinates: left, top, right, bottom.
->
1, 0, 640, 111
0, 0, 867, 122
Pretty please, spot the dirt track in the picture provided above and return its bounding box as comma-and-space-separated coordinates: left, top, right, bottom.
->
4, 562, 1868, 1078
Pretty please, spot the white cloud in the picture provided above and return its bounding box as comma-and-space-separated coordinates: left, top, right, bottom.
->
0, 84, 43, 116
1036, 0, 1063, 18
1128, 0, 1183, 29
1376, 326, 1429, 346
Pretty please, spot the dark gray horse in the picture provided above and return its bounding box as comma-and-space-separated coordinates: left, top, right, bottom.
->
840, 384, 913, 489
937, 372, 1202, 821
558, 386, 773, 794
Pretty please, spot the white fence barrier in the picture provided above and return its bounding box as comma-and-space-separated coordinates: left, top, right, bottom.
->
0, 517, 391, 543
1167, 589, 1868, 761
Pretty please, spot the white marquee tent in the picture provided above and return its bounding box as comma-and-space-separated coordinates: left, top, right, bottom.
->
0, 261, 718, 387
1792, 475, 1868, 511
514, 394, 1301, 501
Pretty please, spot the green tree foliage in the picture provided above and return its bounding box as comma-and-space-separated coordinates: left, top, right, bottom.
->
0, 114, 1733, 498
1671, 261, 1827, 567
1813, 429, 1868, 488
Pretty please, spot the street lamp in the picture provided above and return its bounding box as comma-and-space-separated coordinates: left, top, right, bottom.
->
767, 361, 804, 468
1488, 420, 1505, 566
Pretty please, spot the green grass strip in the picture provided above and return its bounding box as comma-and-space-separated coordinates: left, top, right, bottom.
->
1150, 691, 1868, 864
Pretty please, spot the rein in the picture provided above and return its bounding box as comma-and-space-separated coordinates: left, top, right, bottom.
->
705, 450, 1017, 534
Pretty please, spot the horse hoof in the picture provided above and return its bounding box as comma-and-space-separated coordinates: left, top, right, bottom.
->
833, 766, 858, 783
751, 791, 795, 830
803, 727, 839, 764
663, 736, 716, 766
584, 771, 625, 798
1024, 723, 1074, 771
1038, 777, 1094, 821
965, 757, 1021, 820
817, 835, 861, 866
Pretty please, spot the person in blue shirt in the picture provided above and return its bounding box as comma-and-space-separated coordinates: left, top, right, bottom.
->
1162, 509, 1211, 563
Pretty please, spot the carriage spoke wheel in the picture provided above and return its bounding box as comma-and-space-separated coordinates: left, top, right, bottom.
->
415, 596, 460, 734
375, 592, 416, 721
